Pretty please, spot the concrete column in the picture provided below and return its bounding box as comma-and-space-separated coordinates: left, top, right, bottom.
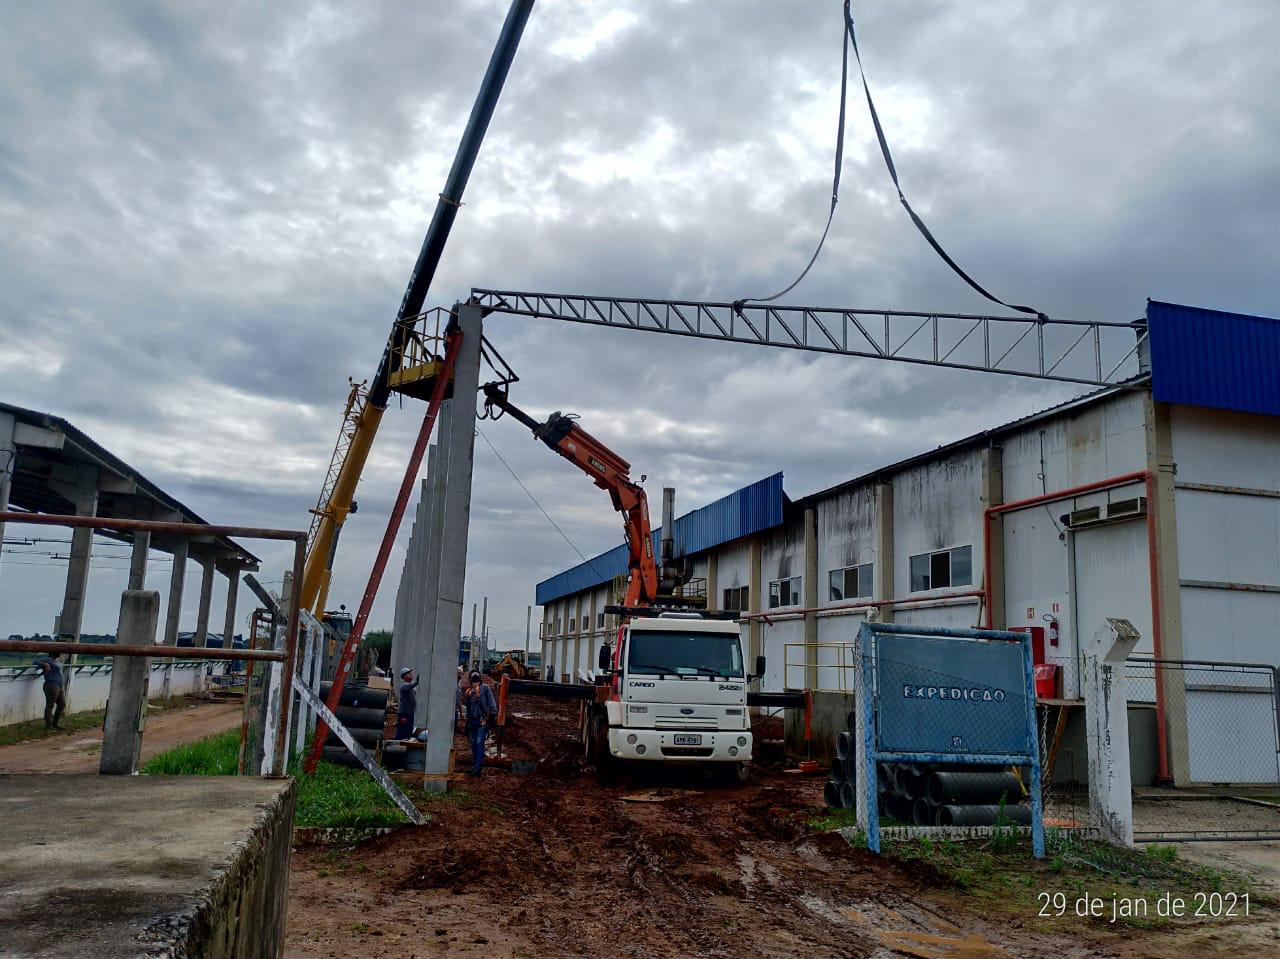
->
803, 506, 819, 690
417, 409, 451, 730
127, 532, 150, 591
748, 536, 762, 688
1084, 618, 1142, 846
161, 538, 189, 698
873, 483, 894, 624
1145, 396, 1188, 784
587, 591, 597, 677
193, 553, 216, 645
56, 475, 98, 701
705, 554, 718, 611
981, 447, 1006, 629
423, 304, 481, 791
100, 587, 161, 774
571, 594, 582, 683
222, 566, 241, 650
0, 412, 15, 580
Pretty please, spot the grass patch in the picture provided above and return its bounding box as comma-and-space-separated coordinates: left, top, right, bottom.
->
874, 831, 1261, 930
806, 806, 861, 831
139, 730, 413, 829
142, 727, 241, 775
289, 757, 409, 829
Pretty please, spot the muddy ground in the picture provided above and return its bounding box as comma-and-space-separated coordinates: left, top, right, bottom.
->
286, 698, 1275, 958
0, 697, 242, 773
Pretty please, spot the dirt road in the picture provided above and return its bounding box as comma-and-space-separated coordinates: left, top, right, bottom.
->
0, 699, 242, 773
285, 698, 1276, 958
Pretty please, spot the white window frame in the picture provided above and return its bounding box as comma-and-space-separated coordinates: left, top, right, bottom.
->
908, 545, 973, 592
829, 562, 873, 602
768, 576, 802, 609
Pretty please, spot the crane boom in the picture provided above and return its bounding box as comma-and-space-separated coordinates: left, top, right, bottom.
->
299, 0, 535, 614
482, 385, 660, 607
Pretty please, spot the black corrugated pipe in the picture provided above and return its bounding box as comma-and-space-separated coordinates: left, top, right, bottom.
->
927, 771, 1024, 806
876, 763, 895, 793
842, 756, 858, 783
835, 730, 854, 761
824, 780, 841, 808
846, 709, 857, 732
831, 757, 848, 784
839, 780, 857, 809
936, 804, 1033, 827
911, 797, 935, 826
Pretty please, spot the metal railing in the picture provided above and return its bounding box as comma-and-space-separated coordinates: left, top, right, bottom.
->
0, 511, 305, 776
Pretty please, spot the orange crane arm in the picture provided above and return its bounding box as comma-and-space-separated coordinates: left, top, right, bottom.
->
482, 385, 658, 607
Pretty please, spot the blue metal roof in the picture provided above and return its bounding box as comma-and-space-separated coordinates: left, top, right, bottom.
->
535, 472, 785, 605
1148, 300, 1280, 417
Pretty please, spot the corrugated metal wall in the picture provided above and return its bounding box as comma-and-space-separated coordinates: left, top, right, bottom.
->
1148, 300, 1280, 417
535, 472, 785, 605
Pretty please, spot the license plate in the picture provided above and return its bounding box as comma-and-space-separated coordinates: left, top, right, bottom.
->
673, 734, 702, 746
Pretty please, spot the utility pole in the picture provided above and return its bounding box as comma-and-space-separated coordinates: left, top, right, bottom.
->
480, 595, 488, 666
470, 602, 478, 669
524, 604, 531, 658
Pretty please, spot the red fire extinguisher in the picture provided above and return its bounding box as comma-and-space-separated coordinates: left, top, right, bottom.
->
1044, 614, 1060, 649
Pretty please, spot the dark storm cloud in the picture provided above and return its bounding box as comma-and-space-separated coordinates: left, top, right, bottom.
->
1, 1, 1275, 646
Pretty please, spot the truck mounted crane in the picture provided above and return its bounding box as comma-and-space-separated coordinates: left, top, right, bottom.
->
481, 384, 783, 782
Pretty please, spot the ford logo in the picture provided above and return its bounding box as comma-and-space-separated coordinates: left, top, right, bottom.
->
679, 708, 694, 715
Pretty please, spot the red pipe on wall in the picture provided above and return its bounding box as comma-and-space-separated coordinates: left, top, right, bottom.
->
982, 469, 1170, 781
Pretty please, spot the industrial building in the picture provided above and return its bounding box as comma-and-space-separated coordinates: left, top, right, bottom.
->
536, 300, 1280, 787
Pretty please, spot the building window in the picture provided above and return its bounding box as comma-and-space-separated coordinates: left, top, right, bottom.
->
596, 611, 605, 629
722, 585, 750, 611
829, 563, 873, 601
768, 576, 802, 609
568, 617, 576, 633
909, 545, 973, 591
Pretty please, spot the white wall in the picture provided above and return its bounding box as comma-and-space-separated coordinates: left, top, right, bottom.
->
0, 661, 213, 726
1172, 405, 1280, 666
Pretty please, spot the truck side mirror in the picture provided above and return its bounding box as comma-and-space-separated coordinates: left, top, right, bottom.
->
598, 644, 612, 672
753, 655, 766, 680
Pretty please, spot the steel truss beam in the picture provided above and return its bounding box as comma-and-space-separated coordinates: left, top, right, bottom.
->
470, 289, 1149, 387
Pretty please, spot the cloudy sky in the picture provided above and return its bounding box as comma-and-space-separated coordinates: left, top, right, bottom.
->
1, 1, 1276, 649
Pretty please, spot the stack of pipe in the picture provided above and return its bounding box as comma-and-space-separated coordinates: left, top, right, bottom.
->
317, 682, 398, 769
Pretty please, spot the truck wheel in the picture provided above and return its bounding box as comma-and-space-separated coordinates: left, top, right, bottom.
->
716, 762, 749, 786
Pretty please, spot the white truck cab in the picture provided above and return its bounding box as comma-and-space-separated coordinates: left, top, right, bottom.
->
587, 612, 764, 780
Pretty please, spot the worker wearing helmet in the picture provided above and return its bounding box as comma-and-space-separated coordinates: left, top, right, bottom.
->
459, 670, 497, 776
396, 667, 419, 740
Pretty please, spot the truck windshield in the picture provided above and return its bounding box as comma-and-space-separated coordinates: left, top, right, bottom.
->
628, 630, 744, 678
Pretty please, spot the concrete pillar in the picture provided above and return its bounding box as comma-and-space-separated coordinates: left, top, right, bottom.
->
803, 506, 819, 690
748, 536, 762, 689
423, 305, 481, 790
193, 553, 216, 645
1145, 396, 1188, 784
1084, 618, 1142, 846
417, 409, 451, 730
705, 554, 718, 611
873, 483, 894, 624
221, 565, 240, 658
161, 538, 189, 698
100, 587, 161, 774
571, 594, 582, 682
56, 474, 98, 701
0, 412, 15, 580
586, 591, 597, 677
981, 447, 1006, 629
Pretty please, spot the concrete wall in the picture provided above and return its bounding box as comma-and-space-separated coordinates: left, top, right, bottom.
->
0, 775, 295, 959
0, 661, 214, 726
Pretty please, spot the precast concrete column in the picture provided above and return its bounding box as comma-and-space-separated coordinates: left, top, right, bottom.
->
193, 552, 216, 645
0, 412, 15, 580
981, 448, 1005, 629
417, 409, 451, 729
423, 304, 481, 791
1084, 618, 1142, 845
1145, 396, 1188, 785
803, 506, 819, 690
587, 591, 598, 676
705, 554, 718, 611
748, 536, 762, 690
221, 565, 241, 659
161, 538, 189, 698
873, 484, 894, 624
56, 471, 98, 701
100, 585, 161, 774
